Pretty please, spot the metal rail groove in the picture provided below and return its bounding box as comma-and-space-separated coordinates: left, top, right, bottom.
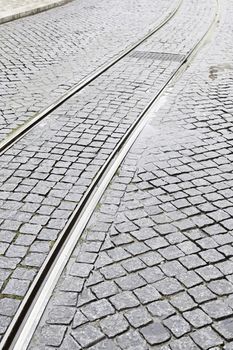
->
0, 0, 182, 157
0, 0, 220, 349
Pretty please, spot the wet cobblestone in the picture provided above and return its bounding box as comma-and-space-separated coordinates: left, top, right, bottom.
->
0, 0, 216, 341
0, 0, 174, 141
28, 0, 233, 348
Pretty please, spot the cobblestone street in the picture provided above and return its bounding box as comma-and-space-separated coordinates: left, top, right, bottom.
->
0, 0, 174, 140
1, 0, 233, 349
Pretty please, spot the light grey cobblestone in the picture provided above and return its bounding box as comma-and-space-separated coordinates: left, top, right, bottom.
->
0, 0, 216, 341
28, 0, 233, 348
0, 0, 175, 141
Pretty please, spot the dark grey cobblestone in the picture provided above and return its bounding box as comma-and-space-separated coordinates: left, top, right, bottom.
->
71, 323, 105, 348
0, 0, 175, 141
140, 322, 171, 345
163, 314, 191, 338
124, 307, 152, 328
201, 300, 233, 320
28, 0, 233, 347
99, 314, 129, 338
0, 0, 216, 341
147, 300, 176, 320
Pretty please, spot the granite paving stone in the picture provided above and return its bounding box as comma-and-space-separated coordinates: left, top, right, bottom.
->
124, 307, 152, 328
213, 318, 233, 341
46, 306, 76, 325
109, 291, 140, 311
201, 300, 233, 320
139, 266, 165, 283
154, 277, 184, 296
40, 324, 67, 347
183, 308, 212, 328
191, 327, 223, 349
170, 336, 200, 350
2, 278, 30, 297
133, 285, 161, 304
170, 292, 197, 312
208, 279, 233, 296
89, 339, 120, 350
72, 310, 88, 329
140, 321, 171, 345
0, 298, 20, 317
116, 329, 147, 349
99, 314, 129, 337
80, 299, 115, 321
22, 0, 233, 348
147, 300, 176, 319
71, 324, 105, 348
163, 314, 191, 338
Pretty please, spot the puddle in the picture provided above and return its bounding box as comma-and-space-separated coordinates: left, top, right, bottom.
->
209, 63, 233, 80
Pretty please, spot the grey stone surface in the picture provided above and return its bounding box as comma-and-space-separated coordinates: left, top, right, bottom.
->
110, 292, 140, 311
154, 277, 183, 296
91, 280, 118, 299
140, 322, 171, 345
201, 300, 233, 320
41, 324, 67, 347
116, 329, 147, 349
0, 298, 20, 317
183, 308, 212, 328
89, 339, 120, 350
2, 278, 30, 297
0, 0, 219, 344
80, 299, 114, 321
191, 327, 223, 349
170, 336, 200, 350
46, 306, 76, 325
115, 274, 146, 291
71, 324, 105, 348
208, 279, 233, 296
0, 0, 175, 141
0, 315, 11, 337
213, 318, 233, 341
163, 315, 191, 338
20, 0, 233, 349
124, 307, 152, 328
147, 300, 175, 320
100, 314, 129, 337
188, 285, 216, 304
170, 292, 197, 312
134, 285, 161, 304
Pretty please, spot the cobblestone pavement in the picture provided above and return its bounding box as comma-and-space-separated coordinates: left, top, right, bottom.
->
28, 0, 233, 349
0, 0, 216, 342
0, 0, 174, 141
0, 0, 72, 24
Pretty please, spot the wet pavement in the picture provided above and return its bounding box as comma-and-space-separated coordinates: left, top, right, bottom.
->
2, 0, 233, 348
0, 0, 174, 141
28, 0, 233, 349
0, 0, 216, 342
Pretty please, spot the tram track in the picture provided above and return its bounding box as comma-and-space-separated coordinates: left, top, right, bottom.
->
0, 0, 182, 157
0, 0, 220, 348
